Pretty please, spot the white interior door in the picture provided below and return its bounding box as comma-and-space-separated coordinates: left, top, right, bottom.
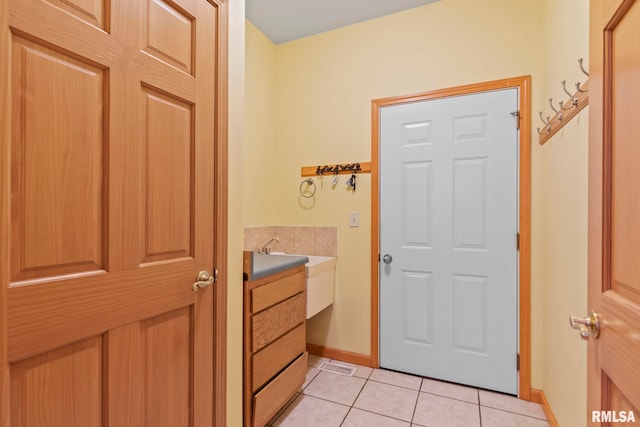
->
379, 88, 519, 394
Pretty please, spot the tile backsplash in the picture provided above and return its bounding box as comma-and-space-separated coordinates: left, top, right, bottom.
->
244, 226, 337, 257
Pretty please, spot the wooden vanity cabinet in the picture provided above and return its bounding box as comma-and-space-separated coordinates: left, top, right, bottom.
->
243, 259, 307, 427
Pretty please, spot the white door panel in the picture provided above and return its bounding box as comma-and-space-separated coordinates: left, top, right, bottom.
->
379, 89, 518, 394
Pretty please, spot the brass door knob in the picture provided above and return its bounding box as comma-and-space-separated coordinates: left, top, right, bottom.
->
193, 270, 216, 291
569, 310, 601, 340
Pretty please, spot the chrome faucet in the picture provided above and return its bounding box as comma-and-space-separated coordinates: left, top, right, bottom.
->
259, 237, 280, 254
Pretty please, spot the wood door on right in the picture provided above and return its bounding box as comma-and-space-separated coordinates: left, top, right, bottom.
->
588, 0, 640, 424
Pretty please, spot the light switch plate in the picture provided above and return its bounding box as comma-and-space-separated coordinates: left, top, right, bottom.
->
349, 211, 360, 227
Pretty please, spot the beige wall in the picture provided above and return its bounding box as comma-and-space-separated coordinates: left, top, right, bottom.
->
242, 0, 590, 424
245, 0, 547, 387
540, 1, 589, 426
244, 21, 278, 226
228, 0, 245, 425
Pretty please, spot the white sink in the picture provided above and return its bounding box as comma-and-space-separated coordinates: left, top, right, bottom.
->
271, 253, 336, 318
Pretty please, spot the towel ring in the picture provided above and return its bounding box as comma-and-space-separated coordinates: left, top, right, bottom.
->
299, 178, 316, 198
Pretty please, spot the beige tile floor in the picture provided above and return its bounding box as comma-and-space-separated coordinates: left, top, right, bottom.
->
269, 355, 549, 427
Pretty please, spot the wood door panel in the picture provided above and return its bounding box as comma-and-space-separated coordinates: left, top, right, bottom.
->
600, 292, 640, 409
2, 0, 224, 425
107, 322, 144, 427
142, 86, 194, 264
10, 35, 106, 282
143, 307, 193, 427
606, 380, 639, 423
7, 262, 195, 362
590, 0, 640, 423
106, 309, 199, 427
610, 0, 640, 300
10, 335, 102, 427
41, 0, 108, 30
10, 0, 120, 67
144, 0, 195, 75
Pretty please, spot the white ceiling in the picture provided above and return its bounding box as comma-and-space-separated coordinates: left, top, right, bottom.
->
246, 0, 440, 44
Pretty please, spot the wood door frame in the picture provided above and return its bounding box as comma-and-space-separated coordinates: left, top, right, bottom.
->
586, 0, 607, 416
0, 0, 9, 423
212, 0, 229, 425
0, 0, 229, 424
370, 76, 532, 400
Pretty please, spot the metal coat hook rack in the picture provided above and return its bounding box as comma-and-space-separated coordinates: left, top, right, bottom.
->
301, 161, 372, 177
315, 163, 361, 175
538, 58, 590, 145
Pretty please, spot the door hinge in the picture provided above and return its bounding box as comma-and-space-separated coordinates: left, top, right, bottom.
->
510, 110, 520, 129
516, 233, 520, 250
517, 353, 520, 371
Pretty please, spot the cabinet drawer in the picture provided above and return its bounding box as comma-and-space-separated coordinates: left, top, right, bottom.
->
253, 324, 305, 392
252, 352, 307, 427
251, 271, 305, 313
252, 293, 305, 352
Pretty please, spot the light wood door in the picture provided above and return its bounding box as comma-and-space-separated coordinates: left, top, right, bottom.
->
0, 0, 224, 425
588, 0, 640, 424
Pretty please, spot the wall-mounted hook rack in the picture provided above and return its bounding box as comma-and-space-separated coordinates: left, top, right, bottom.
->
578, 58, 589, 77
548, 98, 563, 122
575, 82, 588, 93
301, 161, 372, 177
539, 58, 589, 145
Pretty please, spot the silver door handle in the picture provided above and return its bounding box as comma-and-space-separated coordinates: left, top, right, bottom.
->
193, 270, 215, 291
569, 310, 601, 340
382, 254, 393, 264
